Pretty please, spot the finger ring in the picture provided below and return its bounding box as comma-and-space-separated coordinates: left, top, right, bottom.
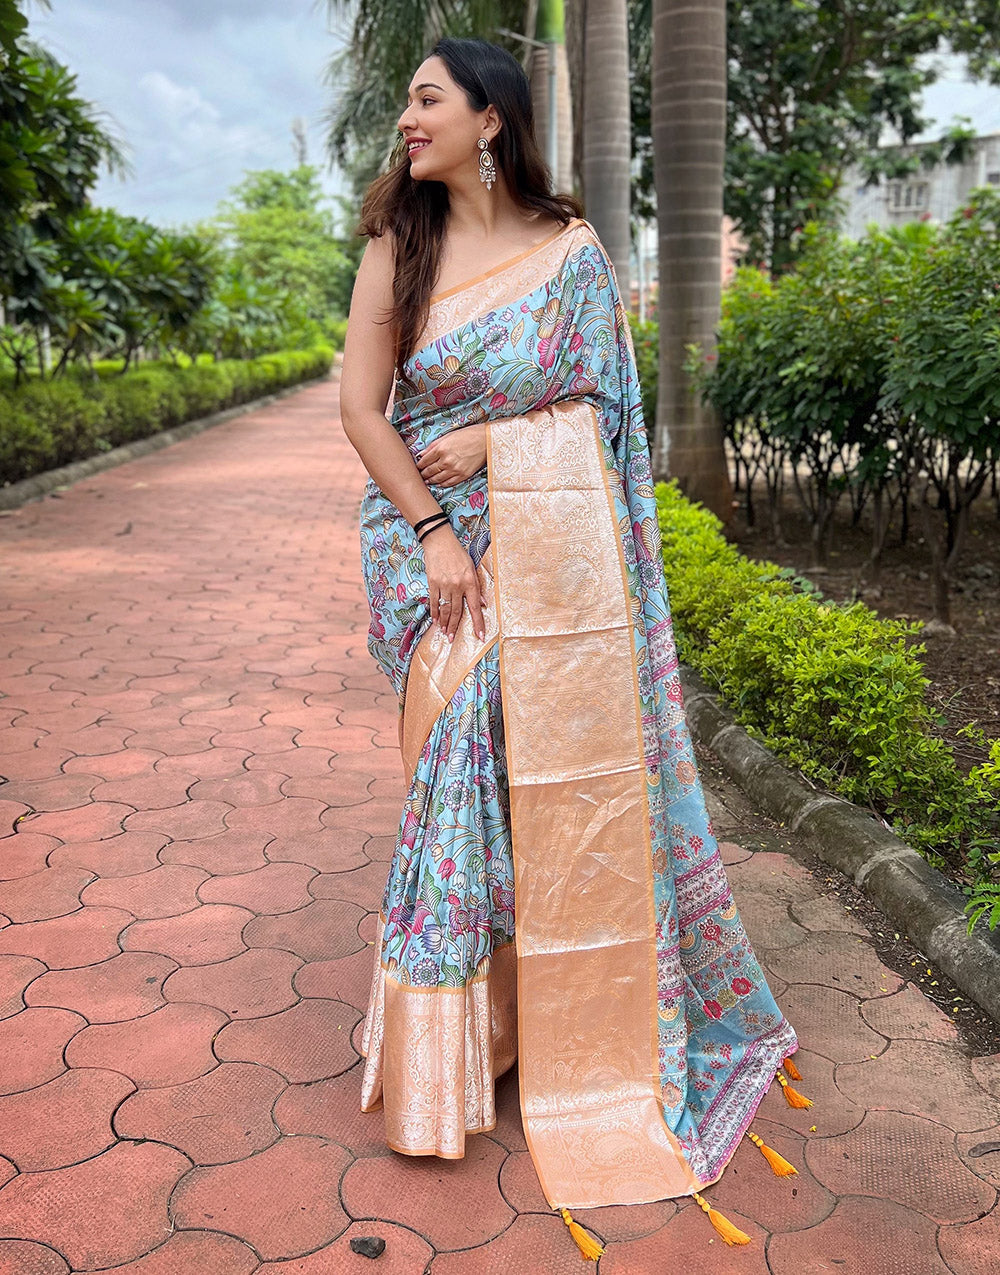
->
438, 597, 450, 606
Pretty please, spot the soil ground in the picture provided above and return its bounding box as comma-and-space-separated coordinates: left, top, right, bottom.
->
729, 482, 1000, 877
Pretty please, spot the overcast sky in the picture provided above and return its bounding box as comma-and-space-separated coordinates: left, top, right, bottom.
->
27, 0, 352, 231
26, 2, 1000, 233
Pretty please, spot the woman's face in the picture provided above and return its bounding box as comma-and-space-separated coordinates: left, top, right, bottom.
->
397, 55, 496, 185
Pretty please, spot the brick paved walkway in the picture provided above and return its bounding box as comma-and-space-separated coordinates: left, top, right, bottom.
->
1, 376, 999, 1274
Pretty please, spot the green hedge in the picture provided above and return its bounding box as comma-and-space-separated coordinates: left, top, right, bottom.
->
656, 479, 1000, 925
0, 345, 333, 487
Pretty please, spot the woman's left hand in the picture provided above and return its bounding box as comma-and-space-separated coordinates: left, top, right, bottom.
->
416, 424, 487, 488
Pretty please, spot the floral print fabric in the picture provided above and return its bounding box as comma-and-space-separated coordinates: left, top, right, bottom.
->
359, 221, 796, 1186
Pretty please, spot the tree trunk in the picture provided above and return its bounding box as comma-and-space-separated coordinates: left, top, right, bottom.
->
581, 0, 631, 301
531, 0, 574, 195
649, 0, 732, 519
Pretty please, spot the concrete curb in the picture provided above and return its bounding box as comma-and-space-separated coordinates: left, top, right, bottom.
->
0, 372, 332, 512
680, 664, 1000, 1024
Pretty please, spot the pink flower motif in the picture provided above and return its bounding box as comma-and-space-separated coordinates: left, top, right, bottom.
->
704, 1001, 723, 1020
440, 857, 457, 879
396, 583, 407, 602
570, 332, 584, 352
731, 977, 753, 996
489, 392, 507, 409
470, 490, 485, 510
537, 318, 568, 370
700, 920, 722, 943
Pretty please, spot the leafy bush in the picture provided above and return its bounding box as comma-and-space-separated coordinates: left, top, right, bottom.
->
656, 479, 1000, 924
627, 315, 659, 427
0, 345, 333, 486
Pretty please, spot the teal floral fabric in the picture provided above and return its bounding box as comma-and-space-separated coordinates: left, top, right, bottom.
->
359, 223, 797, 1185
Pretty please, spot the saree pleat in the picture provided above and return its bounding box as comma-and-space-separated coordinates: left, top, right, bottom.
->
357, 217, 799, 1210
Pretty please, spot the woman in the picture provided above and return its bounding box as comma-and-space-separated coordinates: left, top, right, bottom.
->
340, 36, 806, 1257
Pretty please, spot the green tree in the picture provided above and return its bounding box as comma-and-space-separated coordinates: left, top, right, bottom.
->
204, 167, 355, 324
0, 0, 127, 308
323, 1, 530, 187
628, 1, 990, 271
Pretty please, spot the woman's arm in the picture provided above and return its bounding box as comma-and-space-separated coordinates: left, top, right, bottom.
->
339, 234, 485, 643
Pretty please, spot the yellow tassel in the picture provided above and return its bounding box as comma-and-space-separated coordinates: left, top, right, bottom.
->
783, 1056, 803, 1081
559, 1208, 604, 1261
692, 1191, 751, 1246
746, 1130, 798, 1176
776, 1072, 813, 1109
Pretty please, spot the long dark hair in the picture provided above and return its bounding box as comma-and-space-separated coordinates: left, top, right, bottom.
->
358, 37, 582, 364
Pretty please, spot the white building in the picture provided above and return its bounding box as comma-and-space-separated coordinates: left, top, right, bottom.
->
840, 133, 1000, 238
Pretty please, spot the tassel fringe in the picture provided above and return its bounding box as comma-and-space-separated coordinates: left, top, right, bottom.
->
746, 1130, 798, 1176
783, 1055, 803, 1081
692, 1191, 751, 1246
776, 1072, 813, 1109
559, 1208, 604, 1261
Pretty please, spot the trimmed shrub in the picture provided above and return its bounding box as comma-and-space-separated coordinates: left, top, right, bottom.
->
656, 480, 1000, 914
0, 346, 333, 486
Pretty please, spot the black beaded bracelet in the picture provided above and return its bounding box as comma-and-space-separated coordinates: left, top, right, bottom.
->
417, 517, 451, 545
413, 512, 447, 535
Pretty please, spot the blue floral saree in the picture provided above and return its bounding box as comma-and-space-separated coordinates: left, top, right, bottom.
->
357, 218, 798, 1213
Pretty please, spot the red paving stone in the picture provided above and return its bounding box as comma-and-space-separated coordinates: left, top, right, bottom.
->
66, 1002, 227, 1087
0, 1007, 85, 1094
0, 953, 45, 1018
114, 1061, 285, 1164
0, 906, 132, 967
0, 1140, 189, 1269
163, 945, 302, 1017
0, 1068, 134, 1170
172, 1135, 352, 1260
3, 379, 1000, 1271
121, 902, 252, 966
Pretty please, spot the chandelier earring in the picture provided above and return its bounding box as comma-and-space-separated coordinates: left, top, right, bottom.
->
478, 137, 495, 191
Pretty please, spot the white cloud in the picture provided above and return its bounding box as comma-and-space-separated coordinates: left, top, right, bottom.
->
26, 1, 350, 229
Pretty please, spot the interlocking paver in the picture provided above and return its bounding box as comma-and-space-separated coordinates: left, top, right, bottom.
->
24, 950, 175, 1021
0, 1241, 70, 1274
342, 1136, 512, 1251
243, 898, 366, 962
172, 1135, 351, 1260
0, 1140, 189, 1269
767, 1196, 952, 1274
265, 827, 370, 873
197, 860, 316, 913
0, 953, 45, 1018
836, 1037, 1000, 1130
65, 1001, 227, 1086
0, 867, 92, 923
46, 831, 168, 878
0, 831, 60, 880
293, 945, 377, 1010
807, 1110, 996, 1223
114, 1060, 285, 1164
163, 945, 302, 1017
121, 902, 252, 965
81, 1231, 259, 1275
255, 1223, 433, 1274
861, 978, 963, 1043
158, 828, 271, 875
3, 378, 1000, 1271
0, 905, 132, 967
0, 1068, 134, 1170
80, 863, 208, 918
215, 997, 360, 1081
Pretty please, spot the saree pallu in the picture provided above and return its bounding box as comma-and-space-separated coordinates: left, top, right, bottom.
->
357, 217, 798, 1210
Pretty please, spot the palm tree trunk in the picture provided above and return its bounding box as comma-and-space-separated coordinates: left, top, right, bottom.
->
650, 0, 731, 519
531, 0, 574, 194
581, 0, 631, 301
